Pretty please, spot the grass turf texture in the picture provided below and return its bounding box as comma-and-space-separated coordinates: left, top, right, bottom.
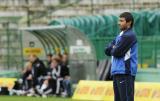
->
0, 96, 82, 101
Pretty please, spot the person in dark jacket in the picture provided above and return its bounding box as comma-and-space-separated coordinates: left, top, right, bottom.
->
105, 12, 138, 101
28, 54, 46, 96
36, 57, 62, 97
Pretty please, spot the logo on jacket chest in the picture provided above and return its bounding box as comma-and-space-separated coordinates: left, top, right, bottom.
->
36, 63, 40, 67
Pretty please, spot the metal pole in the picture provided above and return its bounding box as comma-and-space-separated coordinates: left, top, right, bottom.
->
140, 36, 143, 68
90, 0, 94, 15
6, 22, 10, 69
26, 0, 31, 27
155, 36, 157, 68
131, 0, 136, 11
19, 30, 24, 69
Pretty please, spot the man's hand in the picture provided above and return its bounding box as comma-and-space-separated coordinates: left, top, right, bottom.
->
112, 45, 116, 49
27, 74, 32, 80
64, 76, 70, 80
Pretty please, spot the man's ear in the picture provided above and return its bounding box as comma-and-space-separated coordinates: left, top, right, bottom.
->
127, 21, 132, 28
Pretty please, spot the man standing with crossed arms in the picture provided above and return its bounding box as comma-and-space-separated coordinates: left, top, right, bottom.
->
105, 12, 138, 101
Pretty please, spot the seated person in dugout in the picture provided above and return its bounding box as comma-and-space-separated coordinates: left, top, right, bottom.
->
37, 57, 63, 97
61, 53, 72, 97
27, 54, 47, 96
9, 62, 33, 95
52, 53, 72, 97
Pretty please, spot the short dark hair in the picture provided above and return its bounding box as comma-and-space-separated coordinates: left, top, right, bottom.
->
47, 53, 52, 57
57, 53, 62, 59
119, 12, 134, 28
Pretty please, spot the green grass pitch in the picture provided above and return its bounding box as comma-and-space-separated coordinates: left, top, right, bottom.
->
0, 96, 81, 101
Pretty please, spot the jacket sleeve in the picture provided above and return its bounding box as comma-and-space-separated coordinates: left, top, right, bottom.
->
111, 34, 137, 58
104, 39, 116, 56
33, 61, 46, 78
39, 61, 47, 76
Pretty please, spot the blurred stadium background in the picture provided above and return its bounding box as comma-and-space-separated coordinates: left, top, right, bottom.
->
0, 0, 160, 100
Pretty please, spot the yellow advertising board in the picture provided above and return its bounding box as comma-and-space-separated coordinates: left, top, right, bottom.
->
0, 78, 17, 89
73, 80, 160, 101
23, 48, 42, 56
135, 82, 160, 101
73, 81, 112, 101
